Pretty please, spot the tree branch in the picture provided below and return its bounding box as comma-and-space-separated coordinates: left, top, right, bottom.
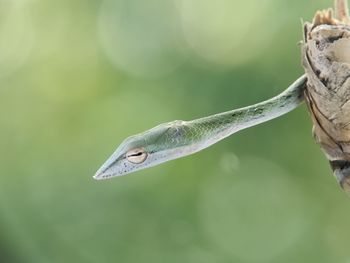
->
303, 0, 350, 193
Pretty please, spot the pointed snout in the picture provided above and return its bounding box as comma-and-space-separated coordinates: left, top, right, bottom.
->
93, 152, 120, 180
93, 163, 113, 180
93, 171, 104, 180
93, 155, 125, 180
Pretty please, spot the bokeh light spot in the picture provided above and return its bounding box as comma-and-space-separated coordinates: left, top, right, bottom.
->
179, 0, 275, 68
220, 152, 240, 173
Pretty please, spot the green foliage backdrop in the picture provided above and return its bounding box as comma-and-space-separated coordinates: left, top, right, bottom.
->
1, 0, 349, 262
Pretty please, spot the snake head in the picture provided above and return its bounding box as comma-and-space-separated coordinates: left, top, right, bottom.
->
93, 120, 194, 180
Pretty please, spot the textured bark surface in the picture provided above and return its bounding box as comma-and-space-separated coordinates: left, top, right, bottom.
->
302, 2, 350, 192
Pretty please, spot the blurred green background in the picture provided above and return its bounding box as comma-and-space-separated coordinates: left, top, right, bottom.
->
1, 0, 350, 262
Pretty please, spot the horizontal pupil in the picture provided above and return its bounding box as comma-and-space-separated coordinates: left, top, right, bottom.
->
129, 152, 143, 157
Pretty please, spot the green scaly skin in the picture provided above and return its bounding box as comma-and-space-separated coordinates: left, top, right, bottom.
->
94, 75, 307, 180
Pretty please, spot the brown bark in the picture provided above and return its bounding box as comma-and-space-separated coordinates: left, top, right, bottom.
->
302, 0, 350, 192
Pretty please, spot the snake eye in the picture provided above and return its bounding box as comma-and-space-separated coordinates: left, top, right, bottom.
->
126, 148, 148, 164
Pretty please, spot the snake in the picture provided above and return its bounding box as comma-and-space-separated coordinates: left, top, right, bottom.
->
94, 75, 307, 180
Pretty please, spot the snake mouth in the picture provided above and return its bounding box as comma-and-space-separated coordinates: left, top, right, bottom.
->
93, 167, 112, 180
93, 171, 114, 180
93, 170, 105, 180
93, 163, 129, 180
93, 166, 129, 180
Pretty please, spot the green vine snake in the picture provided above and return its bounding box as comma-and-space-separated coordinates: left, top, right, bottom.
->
94, 75, 307, 180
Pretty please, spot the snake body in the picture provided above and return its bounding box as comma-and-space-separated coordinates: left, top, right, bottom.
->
94, 75, 307, 180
